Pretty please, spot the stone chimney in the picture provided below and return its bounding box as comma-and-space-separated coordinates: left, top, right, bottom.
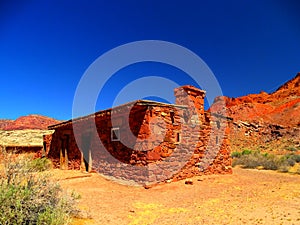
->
174, 85, 206, 116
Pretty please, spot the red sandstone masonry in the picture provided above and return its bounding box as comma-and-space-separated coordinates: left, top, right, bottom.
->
44, 85, 232, 185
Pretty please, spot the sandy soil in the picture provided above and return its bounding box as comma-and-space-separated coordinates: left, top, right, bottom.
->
54, 168, 300, 225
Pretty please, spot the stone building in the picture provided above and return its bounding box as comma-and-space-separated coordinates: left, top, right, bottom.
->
0, 129, 53, 157
44, 85, 232, 185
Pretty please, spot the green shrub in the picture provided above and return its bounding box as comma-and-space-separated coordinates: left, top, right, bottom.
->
231, 149, 253, 158
279, 154, 300, 167
29, 157, 53, 172
37, 206, 67, 225
0, 154, 79, 225
286, 146, 298, 152
241, 149, 252, 155
289, 154, 300, 163
231, 151, 241, 158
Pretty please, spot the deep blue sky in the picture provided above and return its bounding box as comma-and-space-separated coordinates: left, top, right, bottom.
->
1, 0, 299, 120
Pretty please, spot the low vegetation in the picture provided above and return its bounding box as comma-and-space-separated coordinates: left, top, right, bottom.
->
232, 149, 300, 174
29, 157, 53, 172
0, 153, 80, 225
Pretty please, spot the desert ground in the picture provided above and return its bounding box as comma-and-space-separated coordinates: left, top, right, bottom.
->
53, 167, 300, 225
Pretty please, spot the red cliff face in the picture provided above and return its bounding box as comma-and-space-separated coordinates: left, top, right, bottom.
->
0, 115, 61, 130
211, 73, 300, 127
210, 73, 300, 154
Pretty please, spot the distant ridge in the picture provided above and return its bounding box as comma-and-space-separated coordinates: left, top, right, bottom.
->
0, 119, 13, 130
0, 115, 62, 130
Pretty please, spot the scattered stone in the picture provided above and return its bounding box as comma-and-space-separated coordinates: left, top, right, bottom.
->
185, 180, 193, 185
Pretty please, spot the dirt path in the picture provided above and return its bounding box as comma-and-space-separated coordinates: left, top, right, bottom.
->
55, 168, 300, 225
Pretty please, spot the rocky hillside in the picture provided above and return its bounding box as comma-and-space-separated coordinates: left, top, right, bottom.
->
212, 72, 300, 127
211, 72, 300, 154
0, 119, 13, 130
0, 115, 61, 131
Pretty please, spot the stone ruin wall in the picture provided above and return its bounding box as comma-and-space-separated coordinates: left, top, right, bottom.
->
44, 85, 232, 185
170, 86, 231, 181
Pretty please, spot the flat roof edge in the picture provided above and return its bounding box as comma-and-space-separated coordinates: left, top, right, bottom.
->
49, 100, 188, 129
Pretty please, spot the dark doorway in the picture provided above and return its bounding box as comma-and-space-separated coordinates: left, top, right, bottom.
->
81, 132, 92, 172
60, 135, 69, 170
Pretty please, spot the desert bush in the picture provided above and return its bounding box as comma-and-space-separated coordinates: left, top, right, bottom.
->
29, 157, 53, 172
232, 151, 300, 173
279, 154, 300, 167
0, 154, 79, 225
232, 151, 279, 170
286, 146, 299, 152
289, 154, 300, 163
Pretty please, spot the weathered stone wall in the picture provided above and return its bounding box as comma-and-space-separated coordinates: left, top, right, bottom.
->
89, 103, 186, 184
44, 85, 232, 185
170, 86, 232, 181
44, 124, 82, 170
